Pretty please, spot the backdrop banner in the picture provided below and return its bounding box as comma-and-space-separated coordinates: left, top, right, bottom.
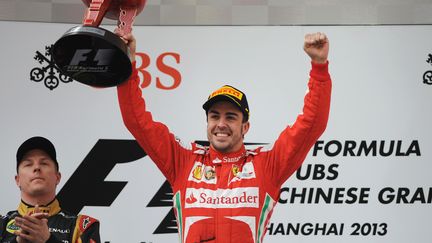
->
1, 21, 431, 243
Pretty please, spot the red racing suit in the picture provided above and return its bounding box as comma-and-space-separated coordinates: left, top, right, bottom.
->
117, 62, 332, 243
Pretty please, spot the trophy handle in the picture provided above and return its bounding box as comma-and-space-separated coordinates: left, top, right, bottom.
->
82, 0, 112, 26
116, 7, 137, 36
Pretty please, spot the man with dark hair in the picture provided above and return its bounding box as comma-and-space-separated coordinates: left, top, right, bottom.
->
0, 136, 101, 243
116, 31, 331, 242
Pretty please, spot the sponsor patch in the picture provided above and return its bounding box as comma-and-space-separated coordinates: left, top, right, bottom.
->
188, 162, 216, 184
185, 187, 259, 208
79, 215, 97, 232
204, 166, 216, 181
192, 165, 203, 180
185, 193, 198, 204
228, 162, 256, 184
232, 165, 240, 177
49, 228, 70, 234
209, 86, 243, 100
213, 155, 245, 164
223, 155, 244, 163
6, 219, 19, 234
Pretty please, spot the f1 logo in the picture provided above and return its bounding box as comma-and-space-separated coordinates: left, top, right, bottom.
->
56, 139, 178, 234
69, 49, 115, 66
57, 139, 146, 214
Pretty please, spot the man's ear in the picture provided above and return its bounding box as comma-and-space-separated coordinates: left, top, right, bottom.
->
56, 172, 61, 185
242, 121, 250, 136
15, 174, 21, 190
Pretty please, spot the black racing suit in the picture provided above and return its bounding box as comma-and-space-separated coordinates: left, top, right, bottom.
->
0, 199, 100, 243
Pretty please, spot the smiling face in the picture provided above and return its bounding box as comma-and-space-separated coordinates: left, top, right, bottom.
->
206, 101, 250, 153
15, 149, 61, 204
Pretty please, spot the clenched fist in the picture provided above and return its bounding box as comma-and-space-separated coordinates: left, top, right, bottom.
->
304, 32, 329, 64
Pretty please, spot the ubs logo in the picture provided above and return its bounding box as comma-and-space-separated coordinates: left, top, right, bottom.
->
423, 53, 432, 85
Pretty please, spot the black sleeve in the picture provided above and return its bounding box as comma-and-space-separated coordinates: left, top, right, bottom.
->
0, 215, 5, 239
0, 214, 15, 243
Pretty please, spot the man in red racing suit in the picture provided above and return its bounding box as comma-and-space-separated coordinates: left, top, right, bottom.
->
116, 32, 331, 243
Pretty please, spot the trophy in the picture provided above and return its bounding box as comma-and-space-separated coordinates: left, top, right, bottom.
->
51, 0, 146, 87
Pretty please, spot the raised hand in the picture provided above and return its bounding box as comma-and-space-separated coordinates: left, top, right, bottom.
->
115, 28, 137, 63
303, 32, 329, 64
14, 205, 50, 243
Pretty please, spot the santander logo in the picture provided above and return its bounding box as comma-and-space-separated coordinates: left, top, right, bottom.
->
186, 193, 198, 204
223, 155, 243, 163
185, 187, 259, 209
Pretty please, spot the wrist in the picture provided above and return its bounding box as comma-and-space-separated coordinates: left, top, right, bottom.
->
129, 52, 136, 63
310, 61, 330, 81
311, 58, 327, 64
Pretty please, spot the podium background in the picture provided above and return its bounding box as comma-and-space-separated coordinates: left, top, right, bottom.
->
0, 21, 431, 242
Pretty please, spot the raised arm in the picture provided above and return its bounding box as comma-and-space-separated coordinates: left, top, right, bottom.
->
264, 32, 332, 187
115, 31, 185, 185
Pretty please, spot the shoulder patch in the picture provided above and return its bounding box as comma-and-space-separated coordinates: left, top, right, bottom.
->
193, 143, 207, 154
78, 215, 98, 232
